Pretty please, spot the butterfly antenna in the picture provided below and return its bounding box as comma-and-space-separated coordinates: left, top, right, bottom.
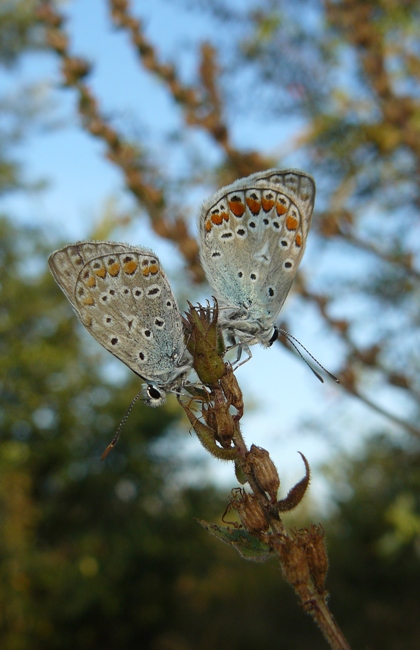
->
278, 330, 340, 384
101, 389, 144, 460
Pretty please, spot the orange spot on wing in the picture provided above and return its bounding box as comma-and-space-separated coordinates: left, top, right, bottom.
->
142, 265, 150, 276
83, 295, 95, 306
221, 210, 229, 222
228, 199, 246, 217
108, 262, 120, 276
149, 263, 159, 275
262, 197, 275, 212
286, 215, 298, 230
205, 220, 212, 232
211, 212, 224, 226
86, 275, 96, 288
276, 202, 287, 216
94, 266, 106, 278
124, 260, 138, 275
295, 233, 302, 247
246, 197, 261, 215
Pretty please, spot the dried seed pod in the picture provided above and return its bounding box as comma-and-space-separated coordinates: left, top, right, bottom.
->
304, 525, 329, 594
230, 489, 269, 534
202, 398, 235, 447
182, 402, 236, 461
278, 537, 311, 601
220, 365, 244, 417
183, 300, 225, 385
246, 445, 280, 503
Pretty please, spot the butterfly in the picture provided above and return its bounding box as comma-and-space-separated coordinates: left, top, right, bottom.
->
49, 241, 192, 406
198, 169, 315, 355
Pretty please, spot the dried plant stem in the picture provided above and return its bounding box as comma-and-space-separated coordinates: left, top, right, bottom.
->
303, 597, 351, 650
184, 302, 352, 650
234, 430, 350, 649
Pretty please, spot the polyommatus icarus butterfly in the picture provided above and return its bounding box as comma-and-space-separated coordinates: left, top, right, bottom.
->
49, 242, 192, 406
198, 169, 315, 353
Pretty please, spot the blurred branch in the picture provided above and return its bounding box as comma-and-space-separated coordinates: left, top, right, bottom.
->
295, 282, 420, 437
325, 0, 420, 160
318, 209, 420, 283
107, 0, 268, 179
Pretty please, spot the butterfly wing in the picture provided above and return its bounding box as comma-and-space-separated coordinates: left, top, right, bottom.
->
49, 242, 188, 384
199, 169, 315, 324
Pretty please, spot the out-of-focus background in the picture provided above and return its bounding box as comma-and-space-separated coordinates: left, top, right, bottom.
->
1, 1, 419, 648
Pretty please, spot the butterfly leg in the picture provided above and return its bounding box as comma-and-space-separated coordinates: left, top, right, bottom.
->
232, 342, 252, 370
